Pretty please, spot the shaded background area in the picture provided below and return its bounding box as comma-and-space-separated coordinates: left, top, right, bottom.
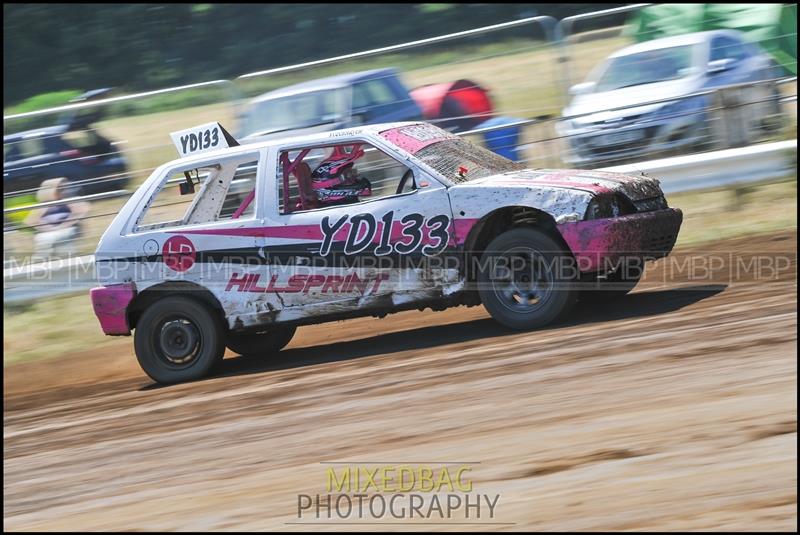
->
3, 3, 623, 107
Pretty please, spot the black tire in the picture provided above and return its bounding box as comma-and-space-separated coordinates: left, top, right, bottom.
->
477, 227, 578, 330
226, 325, 297, 356
133, 296, 225, 384
579, 259, 644, 303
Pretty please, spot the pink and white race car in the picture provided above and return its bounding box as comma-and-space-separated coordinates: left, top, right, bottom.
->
91, 121, 682, 383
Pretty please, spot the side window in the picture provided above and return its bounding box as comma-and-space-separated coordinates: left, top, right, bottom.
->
135, 155, 259, 232
243, 89, 347, 137
711, 36, 747, 63
352, 79, 398, 110
62, 130, 95, 150
11, 137, 46, 160
277, 142, 414, 214
4, 142, 21, 162
710, 37, 725, 62
364, 79, 397, 105
219, 160, 258, 219
352, 83, 372, 109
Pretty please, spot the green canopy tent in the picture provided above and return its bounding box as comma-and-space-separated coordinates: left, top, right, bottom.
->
626, 3, 797, 75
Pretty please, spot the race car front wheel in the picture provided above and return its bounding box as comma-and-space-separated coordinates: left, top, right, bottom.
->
134, 296, 225, 384
226, 325, 297, 357
478, 228, 578, 330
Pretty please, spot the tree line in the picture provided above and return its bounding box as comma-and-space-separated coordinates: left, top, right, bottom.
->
4, 3, 624, 107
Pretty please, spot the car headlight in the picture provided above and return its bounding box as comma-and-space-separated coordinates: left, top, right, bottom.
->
585, 193, 636, 220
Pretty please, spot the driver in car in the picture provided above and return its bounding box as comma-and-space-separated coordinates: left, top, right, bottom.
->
309, 146, 372, 206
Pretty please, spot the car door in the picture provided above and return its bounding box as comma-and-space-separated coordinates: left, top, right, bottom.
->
256, 137, 456, 322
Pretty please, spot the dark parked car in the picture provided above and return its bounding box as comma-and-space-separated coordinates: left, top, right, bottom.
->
3, 89, 129, 195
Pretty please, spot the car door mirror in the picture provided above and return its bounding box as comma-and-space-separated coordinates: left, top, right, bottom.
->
708, 58, 736, 74
569, 82, 596, 96
179, 171, 196, 195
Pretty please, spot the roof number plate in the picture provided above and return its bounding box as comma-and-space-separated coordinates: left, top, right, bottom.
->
170, 122, 230, 157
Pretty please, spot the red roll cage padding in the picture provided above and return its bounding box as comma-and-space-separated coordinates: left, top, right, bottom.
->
231, 149, 312, 218
233, 143, 367, 216
283, 144, 364, 213
231, 189, 254, 219
280, 148, 311, 213
328, 143, 364, 160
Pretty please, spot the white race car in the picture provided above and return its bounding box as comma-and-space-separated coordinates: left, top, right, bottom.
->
91, 121, 683, 383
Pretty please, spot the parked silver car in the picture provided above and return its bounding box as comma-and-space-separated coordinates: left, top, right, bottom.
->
558, 30, 784, 166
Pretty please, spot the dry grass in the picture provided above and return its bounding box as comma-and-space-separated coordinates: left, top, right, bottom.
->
92, 35, 632, 191
670, 177, 797, 246
4, 35, 634, 260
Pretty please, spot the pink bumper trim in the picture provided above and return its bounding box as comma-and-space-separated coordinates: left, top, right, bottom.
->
90, 282, 136, 335
558, 208, 683, 273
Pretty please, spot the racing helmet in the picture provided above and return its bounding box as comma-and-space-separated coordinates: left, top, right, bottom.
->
310, 146, 371, 205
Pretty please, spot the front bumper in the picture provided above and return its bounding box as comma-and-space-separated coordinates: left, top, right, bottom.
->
90, 282, 136, 335
558, 208, 683, 273
562, 113, 706, 166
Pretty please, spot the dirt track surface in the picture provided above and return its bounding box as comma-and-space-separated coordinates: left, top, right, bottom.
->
4, 231, 798, 531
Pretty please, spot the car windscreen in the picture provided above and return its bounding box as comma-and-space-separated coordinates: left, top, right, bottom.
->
593, 44, 699, 92
415, 137, 524, 184
3, 136, 46, 162
241, 88, 348, 137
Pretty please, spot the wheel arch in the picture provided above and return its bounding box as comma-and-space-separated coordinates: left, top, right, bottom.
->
127, 280, 226, 331
461, 205, 574, 283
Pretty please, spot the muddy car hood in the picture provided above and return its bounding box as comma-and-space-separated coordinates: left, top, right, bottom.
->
463, 168, 664, 202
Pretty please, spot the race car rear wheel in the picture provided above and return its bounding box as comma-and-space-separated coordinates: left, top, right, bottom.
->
478, 228, 578, 330
134, 296, 225, 384
226, 325, 297, 357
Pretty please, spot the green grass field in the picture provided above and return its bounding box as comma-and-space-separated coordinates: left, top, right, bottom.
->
3, 178, 796, 366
